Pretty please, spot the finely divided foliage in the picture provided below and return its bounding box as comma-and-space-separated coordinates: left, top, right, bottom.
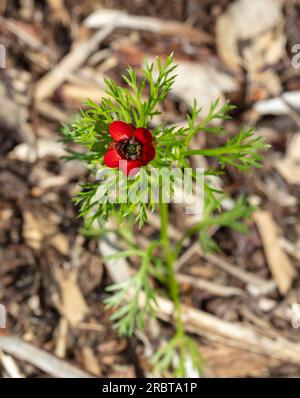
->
61, 55, 268, 376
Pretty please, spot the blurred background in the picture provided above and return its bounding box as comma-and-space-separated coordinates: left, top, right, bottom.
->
0, 0, 300, 378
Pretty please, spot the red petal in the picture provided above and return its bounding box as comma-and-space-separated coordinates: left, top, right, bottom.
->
142, 144, 156, 165
109, 121, 133, 141
103, 149, 123, 168
134, 127, 153, 145
119, 159, 142, 176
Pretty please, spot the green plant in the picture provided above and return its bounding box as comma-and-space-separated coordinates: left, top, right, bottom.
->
61, 54, 268, 376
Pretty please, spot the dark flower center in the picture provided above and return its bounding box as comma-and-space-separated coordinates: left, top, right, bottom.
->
117, 137, 142, 161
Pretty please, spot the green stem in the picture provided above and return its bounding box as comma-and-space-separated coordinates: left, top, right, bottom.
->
184, 122, 204, 147
159, 200, 185, 376
183, 144, 250, 158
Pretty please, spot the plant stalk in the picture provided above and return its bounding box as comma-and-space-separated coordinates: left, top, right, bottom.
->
159, 199, 185, 376
183, 144, 252, 158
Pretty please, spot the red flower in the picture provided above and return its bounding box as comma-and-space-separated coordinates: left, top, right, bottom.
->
103, 121, 156, 176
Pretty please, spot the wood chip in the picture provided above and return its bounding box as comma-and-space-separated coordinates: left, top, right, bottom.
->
52, 267, 89, 326
254, 210, 296, 295
99, 233, 134, 284
54, 318, 68, 358
254, 91, 300, 116
37, 101, 70, 123
23, 210, 69, 255
9, 139, 65, 163
47, 0, 70, 25
0, 16, 53, 56
81, 346, 101, 376
172, 61, 238, 112
216, 0, 284, 72
35, 26, 114, 101
84, 9, 211, 44
279, 238, 300, 262
175, 241, 275, 295
0, 336, 92, 378
0, 350, 24, 378
200, 342, 280, 377
177, 273, 244, 297
275, 133, 300, 185
155, 295, 300, 365
61, 83, 107, 104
